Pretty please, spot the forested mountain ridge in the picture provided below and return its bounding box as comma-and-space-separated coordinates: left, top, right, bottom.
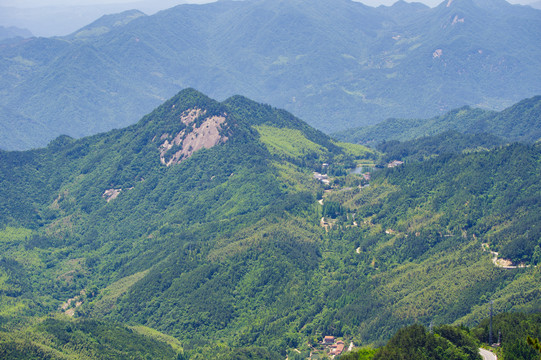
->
1, 0, 540, 150
1, 89, 540, 359
0, 26, 32, 41
336, 95, 541, 145
66, 10, 146, 40
376, 130, 506, 163
343, 312, 541, 360
0, 88, 373, 358
0, 317, 184, 360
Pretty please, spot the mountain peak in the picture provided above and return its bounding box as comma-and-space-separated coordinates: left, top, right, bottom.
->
388, 0, 430, 10
141, 89, 230, 166
378, 0, 430, 18
157, 108, 229, 166
147, 88, 226, 125
0, 25, 33, 41
439, 0, 511, 10
69, 9, 146, 39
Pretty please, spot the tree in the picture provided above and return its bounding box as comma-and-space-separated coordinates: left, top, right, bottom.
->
527, 336, 541, 355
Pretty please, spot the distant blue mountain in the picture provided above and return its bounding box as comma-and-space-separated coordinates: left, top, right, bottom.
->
0, 0, 540, 150
0, 25, 32, 41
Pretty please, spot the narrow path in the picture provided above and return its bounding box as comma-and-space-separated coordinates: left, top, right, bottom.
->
479, 348, 497, 360
482, 243, 530, 269
489, 250, 529, 269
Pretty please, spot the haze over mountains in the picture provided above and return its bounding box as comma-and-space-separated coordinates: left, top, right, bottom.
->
0, 26, 33, 41
0, 0, 209, 38
1, 0, 540, 150
2, 0, 539, 37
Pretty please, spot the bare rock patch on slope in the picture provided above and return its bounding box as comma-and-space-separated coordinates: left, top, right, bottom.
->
158, 108, 228, 166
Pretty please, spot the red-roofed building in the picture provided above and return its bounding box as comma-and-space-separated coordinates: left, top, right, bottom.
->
330, 342, 345, 356
323, 336, 335, 345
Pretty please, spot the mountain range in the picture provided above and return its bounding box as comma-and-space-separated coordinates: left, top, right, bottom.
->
1, 0, 540, 150
0, 1, 206, 38
335, 95, 541, 144
1, 88, 540, 359
0, 26, 32, 41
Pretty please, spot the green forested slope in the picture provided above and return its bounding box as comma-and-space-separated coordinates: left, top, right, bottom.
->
337, 96, 541, 145
316, 140, 541, 346
365, 144, 541, 264
375, 130, 505, 163
372, 324, 481, 360
0, 89, 540, 358
342, 312, 541, 360
0, 316, 183, 360
473, 312, 541, 359
0, 88, 372, 358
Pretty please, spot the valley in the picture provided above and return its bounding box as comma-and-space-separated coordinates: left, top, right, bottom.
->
0, 89, 539, 359
0, 0, 540, 358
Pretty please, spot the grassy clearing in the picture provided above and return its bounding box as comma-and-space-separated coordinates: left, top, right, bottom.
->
130, 325, 184, 353
0, 227, 32, 243
332, 140, 376, 158
254, 125, 326, 158
87, 270, 149, 316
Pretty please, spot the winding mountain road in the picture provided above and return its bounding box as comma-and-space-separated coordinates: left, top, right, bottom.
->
479, 348, 497, 360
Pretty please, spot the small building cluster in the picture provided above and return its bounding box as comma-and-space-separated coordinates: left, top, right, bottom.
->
321, 336, 345, 356
313, 172, 330, 184
387, 160, 404, 168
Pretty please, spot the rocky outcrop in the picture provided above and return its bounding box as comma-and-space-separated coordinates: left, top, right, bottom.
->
158, 108, 228, 166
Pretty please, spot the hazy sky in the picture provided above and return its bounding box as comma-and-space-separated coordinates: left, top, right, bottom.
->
1, 0, 206, 7
0, 0, 535, 7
